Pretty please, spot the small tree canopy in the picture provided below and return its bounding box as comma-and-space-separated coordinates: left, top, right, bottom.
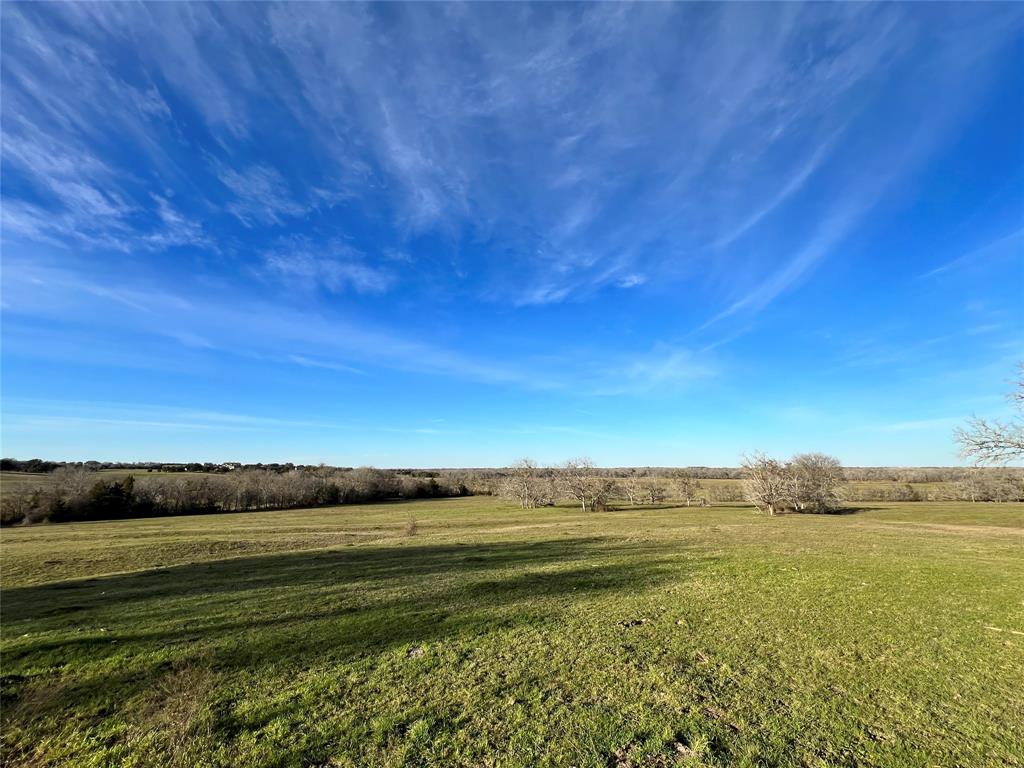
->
742, 452, 845, 514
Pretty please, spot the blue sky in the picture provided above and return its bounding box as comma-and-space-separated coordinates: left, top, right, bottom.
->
2, 2, 1022, 467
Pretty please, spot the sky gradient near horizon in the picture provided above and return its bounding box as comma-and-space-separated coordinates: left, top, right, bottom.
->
2, 2, 1023, 467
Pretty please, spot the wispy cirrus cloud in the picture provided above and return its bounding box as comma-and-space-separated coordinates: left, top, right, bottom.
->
1, 257, 539, 389
260, 238, 396, 295
704, 204, 863, 327
216, 164, 309, 227
1, 398, 442, 436
619, 345, 718, 391
2, 2, 1022, 469
287, 355, 364, 375
3, 256, 720, 397
919, 229, 1024, 280
4, 2, 1020, 316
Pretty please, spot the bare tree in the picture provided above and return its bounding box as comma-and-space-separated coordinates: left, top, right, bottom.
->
1, 485, 38, 525
557, 458, 615, 512
953, 469, 981, 503
51, 465, 95, 501
622, 471, 644, 505
673, 472, 702, 507
558, 458, 593, 512
539, 472, 561, 507
787, 452, 844, 513
743, 452, 844, 514
500, 459, 542, 508
641, 477, 666, 504
956, 363, 1024, 465
348, 467, 395, 499
741, 453, 790, 515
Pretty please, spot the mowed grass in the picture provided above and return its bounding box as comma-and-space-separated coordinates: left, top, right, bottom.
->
1, 499, 1022, 767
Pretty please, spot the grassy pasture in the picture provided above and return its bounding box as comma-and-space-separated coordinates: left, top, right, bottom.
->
0, 470, 224, 488
1, 498, 1022, 767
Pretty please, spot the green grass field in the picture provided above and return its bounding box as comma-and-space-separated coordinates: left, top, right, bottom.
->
2, 498, 1022, 767
0, 470, 224, 488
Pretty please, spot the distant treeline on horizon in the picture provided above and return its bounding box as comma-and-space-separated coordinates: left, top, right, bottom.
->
3, 458, 1017, 483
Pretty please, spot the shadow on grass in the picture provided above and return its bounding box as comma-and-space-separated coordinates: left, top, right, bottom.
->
759, 506, 883, 517
2, 536, 703, 732
824, 506, 880, 516
605, 503, 720, 512
808, 506, 883, 516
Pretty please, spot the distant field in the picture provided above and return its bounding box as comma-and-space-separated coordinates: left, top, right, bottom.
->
0, 469, 224, 488
2, 498, 1022, 767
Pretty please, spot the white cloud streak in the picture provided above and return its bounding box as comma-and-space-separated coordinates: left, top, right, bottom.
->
919, 229, 1024, 280
2, 2, 1020, 327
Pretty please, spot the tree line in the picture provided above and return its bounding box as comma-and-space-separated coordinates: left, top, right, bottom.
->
497, 458, 715, 512
497, 454, 846, 514
3, 458, 1021, 527
5, 457, 1011, 485
495, 455, 1023, 514
1, 467, 470, 526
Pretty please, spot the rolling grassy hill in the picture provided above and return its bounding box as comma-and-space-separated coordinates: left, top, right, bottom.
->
2, 498, 1022, 766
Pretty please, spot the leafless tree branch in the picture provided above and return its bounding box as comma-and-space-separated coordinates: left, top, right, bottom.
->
956, 363, 1024, 465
